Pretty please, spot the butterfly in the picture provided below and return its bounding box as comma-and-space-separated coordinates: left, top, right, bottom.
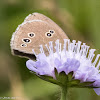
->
10, 13, 68, 59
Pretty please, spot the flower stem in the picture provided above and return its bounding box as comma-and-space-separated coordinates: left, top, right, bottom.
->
60, 86, 68, 100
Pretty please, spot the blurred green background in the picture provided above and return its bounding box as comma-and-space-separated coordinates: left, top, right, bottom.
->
0, 0, 100, 100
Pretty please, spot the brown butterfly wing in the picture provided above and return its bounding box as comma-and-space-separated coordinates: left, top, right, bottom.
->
11, 13, 69, 59
11, 20, 67, 59
24, 13, 68, 40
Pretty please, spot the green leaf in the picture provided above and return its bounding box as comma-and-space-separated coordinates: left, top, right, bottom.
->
78, 81, 95, 87
38, 75, 59, 85
68, 79, 80, 87
54, 68, 59, 79
57, 71, 68, 86
67, 71, 74, 81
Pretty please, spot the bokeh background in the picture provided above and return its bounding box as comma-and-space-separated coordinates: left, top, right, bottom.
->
0, 0, 100, 100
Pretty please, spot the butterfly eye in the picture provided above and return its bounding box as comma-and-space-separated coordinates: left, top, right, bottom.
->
22, 38, 31, 43
49, 30, 54, 34
45, 32, 53, 38
21, 44, 27, 47
28, 32, 35, 38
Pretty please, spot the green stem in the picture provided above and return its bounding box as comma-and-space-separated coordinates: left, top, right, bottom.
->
60, 86, 68, 100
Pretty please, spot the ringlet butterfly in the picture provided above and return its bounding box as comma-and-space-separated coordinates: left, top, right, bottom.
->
10, 13, 68, 59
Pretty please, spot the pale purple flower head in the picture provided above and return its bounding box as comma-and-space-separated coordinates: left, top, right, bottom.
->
26, 39, 100, 95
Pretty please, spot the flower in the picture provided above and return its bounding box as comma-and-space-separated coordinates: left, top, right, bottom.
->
26, 39, 100, 95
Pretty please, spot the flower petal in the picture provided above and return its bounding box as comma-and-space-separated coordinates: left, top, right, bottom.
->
26, 60, 37, 72
94, 88, 100, 95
